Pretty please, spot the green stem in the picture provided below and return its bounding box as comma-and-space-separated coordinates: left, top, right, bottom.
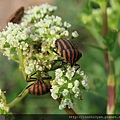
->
17, 48, 26, 79
7, 88, 28, 108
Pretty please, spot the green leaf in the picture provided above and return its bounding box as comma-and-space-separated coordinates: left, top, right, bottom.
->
83, 43, 106, 51
10, 47, 16, 53
104, 30, 118, 51
3, 42, 10, 48
10, 47, 19, 62
90, 0, 108, 9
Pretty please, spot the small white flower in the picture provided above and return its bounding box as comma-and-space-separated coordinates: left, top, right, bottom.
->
36, 65, 43, 71
62, 89, 69, 96
3, 49, 11, 59
54, 26, 61, 31
72, 31, 79, 38
19, 42, 28, 50
68, 101, 74, 109
50, 29, 56, 35
81, 80, 89, 89
65, 68, 75, 80
54, 16, 62, 26
25, 67, 32, 75
20, 34, 28, 40
72, 86, 80, 93
80, 71, 85, 76
56, 78, 65, 85
81, 75, 89, 89
55, 68, 63, 78
51, 93, 58, 100
74, 80, 79, 87
64, 21, 71, 28
68, 83, 73, 88
64, 98, 74, 109
59, 104, 65, 110
51, 85, 59, 93
74, 93, 79, 98
61, 30, 69, 36
76, 68, 81, 74
25, 62, 35, 75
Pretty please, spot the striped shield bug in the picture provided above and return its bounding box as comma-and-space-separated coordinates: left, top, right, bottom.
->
7, 6, 24, 24
54, 38, 82, 69
28, 78, 51, 95
26, 72, 52, 96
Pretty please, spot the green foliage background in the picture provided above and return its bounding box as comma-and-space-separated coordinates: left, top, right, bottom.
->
0, 0, 120, 115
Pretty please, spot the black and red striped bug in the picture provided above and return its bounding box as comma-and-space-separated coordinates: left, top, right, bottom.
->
26, 72, 52, 96
7, 6, 24, 24
54, 38, 82, 69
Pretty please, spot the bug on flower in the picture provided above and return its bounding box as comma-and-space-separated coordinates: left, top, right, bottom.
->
26, 72, 52, 96
55, 39, 82, 68
7, 6, 24, 24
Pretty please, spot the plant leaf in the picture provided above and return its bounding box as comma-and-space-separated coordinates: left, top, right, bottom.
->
104, 30, 118, 51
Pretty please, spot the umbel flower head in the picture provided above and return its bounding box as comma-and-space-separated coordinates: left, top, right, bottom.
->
0, 3, 78, 75
0, 4, 89, 110
50, 66, 89, 110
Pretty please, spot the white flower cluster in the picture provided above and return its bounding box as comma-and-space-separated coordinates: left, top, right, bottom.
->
0, 89, 9, 114
50, 66, 89, 110
21, 4, 57, 26
0, 4, 79, 75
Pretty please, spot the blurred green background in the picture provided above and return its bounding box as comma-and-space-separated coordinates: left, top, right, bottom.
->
0, 0, 120, 115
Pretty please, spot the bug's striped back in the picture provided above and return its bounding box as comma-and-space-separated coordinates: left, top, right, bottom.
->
61, 49, 82, 67
55, 39, 82, 67
29, 80, 51, 95
55, 39, 75, 54
7, 6, 24, 24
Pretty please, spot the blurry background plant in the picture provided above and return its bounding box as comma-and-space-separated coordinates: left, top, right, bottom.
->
79, 0, 120, 114
0, 0, 120, 115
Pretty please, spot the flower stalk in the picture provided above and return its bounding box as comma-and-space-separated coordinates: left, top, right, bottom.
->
7, 87, 28, 108
101, 2, 116, 114
17, 48, 26, 79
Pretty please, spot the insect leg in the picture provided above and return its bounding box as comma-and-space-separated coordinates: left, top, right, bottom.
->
75, 64, 80, 71
51, 47, 59, 55
18, 83, 34, 97
26, 70, 39, 81
42, 76, 52, 81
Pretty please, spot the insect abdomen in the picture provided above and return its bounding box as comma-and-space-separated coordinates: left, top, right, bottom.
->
29, 80, 51, 95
